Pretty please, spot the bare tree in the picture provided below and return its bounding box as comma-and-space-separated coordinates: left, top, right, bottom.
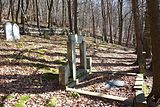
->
16, 0, 20, 23
0, 0, 3, 22
107, 0, 113, 43
46, 0, 54, 28
147, 0, 160, 106
73, 0, 78, 34
67, 0, 73, 33
35, 0, 40, 35
101, 0, 108, 42
90, 0, 96, 42
118, 0, 123, 45
131, 0, 143, 71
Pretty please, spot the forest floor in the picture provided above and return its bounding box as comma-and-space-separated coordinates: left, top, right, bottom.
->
0, 34, 152, 107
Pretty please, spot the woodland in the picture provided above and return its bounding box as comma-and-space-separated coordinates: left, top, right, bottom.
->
0, 0, 159, 107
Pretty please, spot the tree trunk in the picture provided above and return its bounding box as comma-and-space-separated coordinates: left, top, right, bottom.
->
90, 0, 96, 42
144, 11, 151, 58
16, 0, 20, 23
67, 0, 73, 33
73, 0, 78, 34
126, 15, 132, 47
147, 0, 160, 106
10, 0, 14, 22
21, 0, 25, 34
118, 0, 123, 45
47, 0, 54, 28
62, 0, 65, 27
107, 0, 113, 43
32, 0, 36, 21
25, 0, 29, 14
101, 0, 108, 42
35, 0, 40, 35
21, 0, 24, 24
0, 0, 3, 22
131, 0, 143, 71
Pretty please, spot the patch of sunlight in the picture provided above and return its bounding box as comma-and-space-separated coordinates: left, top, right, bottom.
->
14, 95, 30, 107
37, 49, 48, 54
46, 97, 58, 107
15, 42, 24, 49
39, 67, 59, 74
143, 84, 150, 97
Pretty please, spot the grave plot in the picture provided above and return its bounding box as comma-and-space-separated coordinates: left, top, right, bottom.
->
64, 35, 144, 106
75, 73, 136, 99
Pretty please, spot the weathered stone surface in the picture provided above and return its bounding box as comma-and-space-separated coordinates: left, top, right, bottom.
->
105, 79, 125, 89
66, 88, 129, 102
4, 22, 20, 41
87, 57, 92, 71
4, 22, 12, 41
59, 63, 70, 86
67, 34, 87, 81
13, 23, 20, 40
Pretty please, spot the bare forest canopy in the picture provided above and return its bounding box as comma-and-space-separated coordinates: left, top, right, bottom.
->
0, 0, 146, 46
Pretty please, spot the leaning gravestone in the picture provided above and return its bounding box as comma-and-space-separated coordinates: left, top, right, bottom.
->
4, 22, 20, 41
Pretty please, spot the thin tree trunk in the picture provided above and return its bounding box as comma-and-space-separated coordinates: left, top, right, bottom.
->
47, 0, 54, 28
16, 0, 20, 23
73, 0, 78, 34
67, 0, 73, 33
0, 0, 3, 22
21, 0, 25, 34
144, 11, 151, 58
62, 0, 65, 27
126, 15, 132, 47
25, 0, 29, 14
21, 0, 24, 24
32, 0, 36, 21
107, 0, 113, 43
131, 0, 143, 70
90, 0, 96, 42
118, 0, 123, 45
101, 0, 108, 42
9, 0, 14, 22
35, 0, 40, 35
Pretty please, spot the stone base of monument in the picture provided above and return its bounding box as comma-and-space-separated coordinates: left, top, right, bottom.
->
76, 69, 88, 84
86, 57, 92, 73
59, 63, 90, 88
59, 63, 70, 86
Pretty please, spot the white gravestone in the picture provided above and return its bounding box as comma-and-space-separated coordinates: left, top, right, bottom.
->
4, 22, 20, 41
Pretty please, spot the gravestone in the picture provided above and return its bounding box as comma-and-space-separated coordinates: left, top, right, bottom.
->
4, 22, 20, 41
13, 23, 20, 40
67, 34, 87, 81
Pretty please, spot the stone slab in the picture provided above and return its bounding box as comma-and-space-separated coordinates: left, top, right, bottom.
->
66, 88, 130, 102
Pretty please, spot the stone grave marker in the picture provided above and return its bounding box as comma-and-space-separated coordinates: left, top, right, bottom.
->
13, 23, 20, 40
4, 22, 20, 41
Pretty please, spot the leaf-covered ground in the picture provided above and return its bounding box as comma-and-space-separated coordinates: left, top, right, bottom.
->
0, 34, 149, 107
